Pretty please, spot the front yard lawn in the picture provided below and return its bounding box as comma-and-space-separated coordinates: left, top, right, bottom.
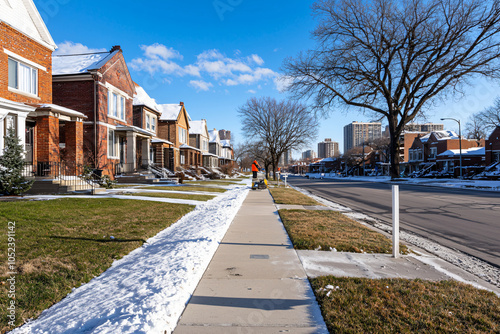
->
269, 187, 321, 206
140, 185, 227, 193
278, 209, 407, 254
185, 180, 240, 186
123, 192, 216, 201
0, 198, 193, 332
311, 276, 500, 333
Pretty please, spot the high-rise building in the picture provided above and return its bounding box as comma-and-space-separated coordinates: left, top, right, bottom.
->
317, 138, 339, 158
279, 150, 291, 166
302, 150, 316, 160
343, 122, 382, 153
404, 123, 444, 132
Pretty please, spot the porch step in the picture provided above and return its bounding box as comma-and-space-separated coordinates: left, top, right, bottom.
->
24, 179, 100, 195
115, 173, 159, 184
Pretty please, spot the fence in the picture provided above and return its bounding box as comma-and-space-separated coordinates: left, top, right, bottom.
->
22, 161, 101, 193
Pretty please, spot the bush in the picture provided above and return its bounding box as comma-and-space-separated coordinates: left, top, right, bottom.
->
0, 126, 33, 195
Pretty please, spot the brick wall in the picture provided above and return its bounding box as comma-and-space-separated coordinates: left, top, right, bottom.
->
0, 22, 52, 103
36, 115, 59, 163
53, 80, 94, 120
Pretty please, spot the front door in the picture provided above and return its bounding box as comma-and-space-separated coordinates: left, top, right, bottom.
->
119, 137, 126, 164
25, 122, 35, 163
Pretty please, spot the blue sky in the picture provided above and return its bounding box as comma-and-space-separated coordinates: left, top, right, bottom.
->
36, 0, 500, 157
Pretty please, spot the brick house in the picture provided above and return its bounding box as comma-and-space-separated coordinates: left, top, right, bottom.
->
220, 139, 234, 168
157, 102, 201, 171
52, 45, 142, 177
485, 126, 500, 165
132, 83, 173, 173
0, 0, 85, 172
408, 130, 485, 176
208, 128, 222, 159
189, 119, 218, 168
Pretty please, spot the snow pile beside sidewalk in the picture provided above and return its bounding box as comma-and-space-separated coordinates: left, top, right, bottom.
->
12, 183, 250, 334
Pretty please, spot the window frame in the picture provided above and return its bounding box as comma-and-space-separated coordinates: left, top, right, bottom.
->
107, 128, 119, 159
108, 90, 126, 121
8, 57, 38, 97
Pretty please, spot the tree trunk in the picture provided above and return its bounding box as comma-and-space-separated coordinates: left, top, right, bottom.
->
388, 116, 402, 179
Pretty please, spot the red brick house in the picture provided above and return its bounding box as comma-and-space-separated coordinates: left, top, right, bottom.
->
485, 126, 500, 165
133, 83, 173, 173
1, 0, 85, 173
52, 45, 141, 177
157, 102, 201, 171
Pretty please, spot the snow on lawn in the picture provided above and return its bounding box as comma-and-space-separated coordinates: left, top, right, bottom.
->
12, 182, 250, 334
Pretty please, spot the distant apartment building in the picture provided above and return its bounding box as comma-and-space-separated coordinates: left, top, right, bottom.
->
318, 138, 339, 158
302, 149, 316, 160
344, 122, 382, 153
279, 150, 291, 166
383, 123, 444, 137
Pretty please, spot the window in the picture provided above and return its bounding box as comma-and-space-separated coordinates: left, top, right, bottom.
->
3, 115, 17, 137
430, 147, 437, 159
146, 115, 150, 129
178, 126, 187, 144
8, 57, 38, 96
202, 139, 208, 151
151, 117, 156, 132
145, 114, 156, 132
108, 91, 125, 120
180, 151, 185, 165
108, 129, 118, 158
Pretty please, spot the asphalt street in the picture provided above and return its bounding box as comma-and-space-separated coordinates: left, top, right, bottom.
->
288, 177, 500, 268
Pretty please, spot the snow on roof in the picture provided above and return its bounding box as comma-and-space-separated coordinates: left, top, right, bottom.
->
320, 157, 335, 162
433, 130, 459, 140
221, 139, 231, 147
420, 133, 432, 143
180, 144, 201, 151
0, 97, 37, 112
52, 51, 117, 75
438, 147, 485, 157
158, 104, 192, 122
0, 0, 56, 50
208, 129, 220, 143
35, 104, 86, 118
189, 120, 206, 135
133, 84, 160, 112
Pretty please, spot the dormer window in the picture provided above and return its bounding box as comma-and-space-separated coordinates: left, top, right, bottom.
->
8, 57, 38, 96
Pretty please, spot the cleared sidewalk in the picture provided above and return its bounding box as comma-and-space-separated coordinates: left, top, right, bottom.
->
174, 190, 328, 333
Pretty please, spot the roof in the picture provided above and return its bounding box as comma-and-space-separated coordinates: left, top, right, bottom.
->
189, 120, 207, 135
158, 104, 192, 122
0, 0, 56, 50
151, 138, 173, 145
133, 84, 160, 112
221, 139, 231, 147
208, 129, 220, 143
31, 103, 86, 118
52, 50, 118, 75
432, 130, 459, 141
320, 157, 335, 162
437, 147, 485, 157
179, 144, 201, 151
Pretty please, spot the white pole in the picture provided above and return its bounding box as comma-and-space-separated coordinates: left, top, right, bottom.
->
392, 185, 400, 258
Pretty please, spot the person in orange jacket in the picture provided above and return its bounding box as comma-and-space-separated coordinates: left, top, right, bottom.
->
251, 160, 260, 178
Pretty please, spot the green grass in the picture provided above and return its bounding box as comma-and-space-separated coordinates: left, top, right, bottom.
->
185, 180, 241, 186
278, 209, 407, 254
0, 198, 193, 332
268, 187, 321, 206
113, 184, 141, 188
123, 192, 216, 201
139, 186, 227, 193
311, 276, 500, 333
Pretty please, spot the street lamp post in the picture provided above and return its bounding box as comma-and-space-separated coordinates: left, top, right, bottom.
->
441, 117, 462, 179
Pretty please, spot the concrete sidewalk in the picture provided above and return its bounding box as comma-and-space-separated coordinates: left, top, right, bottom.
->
174, 190, 328, 333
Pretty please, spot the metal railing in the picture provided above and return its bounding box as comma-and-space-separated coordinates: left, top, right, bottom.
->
22, 161, 101, 193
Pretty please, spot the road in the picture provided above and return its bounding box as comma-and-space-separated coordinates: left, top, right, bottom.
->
287, 177, 500, 268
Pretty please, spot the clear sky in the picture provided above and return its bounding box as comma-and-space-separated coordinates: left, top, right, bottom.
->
36, 0, 500, 157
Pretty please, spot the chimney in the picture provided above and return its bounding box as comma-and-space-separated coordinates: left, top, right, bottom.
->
110, 45, 122, 53
180, 101, 184, 106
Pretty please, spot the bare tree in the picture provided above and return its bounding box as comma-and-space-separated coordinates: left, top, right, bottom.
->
477, 97, 500, 132
283, 0, 500, 178
464, 113, 488, 139
239, 97, 319, 179
233, 143, 249, 170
